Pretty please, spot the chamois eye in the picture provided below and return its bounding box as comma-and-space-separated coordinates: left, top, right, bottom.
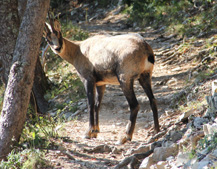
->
53, 30, 58, 36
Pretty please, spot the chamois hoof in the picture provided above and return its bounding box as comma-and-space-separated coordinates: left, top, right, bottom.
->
84, 129, 98, 139
94, 126, 100, 133
116, 135, 132, 145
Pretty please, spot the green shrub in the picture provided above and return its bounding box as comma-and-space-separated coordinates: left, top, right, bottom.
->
0, 149, 50, 169
124, 0, 216, 36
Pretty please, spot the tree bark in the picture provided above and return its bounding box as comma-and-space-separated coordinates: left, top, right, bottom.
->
19, 0, 50, 114
31, 56, 50, 113
0, 0, 49, 114
0, 0, 50, 160
0, 0, 20, 84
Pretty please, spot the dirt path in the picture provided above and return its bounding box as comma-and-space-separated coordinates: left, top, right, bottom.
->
45, 12, 207, 169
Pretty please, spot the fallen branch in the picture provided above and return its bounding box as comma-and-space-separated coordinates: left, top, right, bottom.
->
83, 144, 112, 153
114, 150, 154, 169
58, 145, 75, 160
147, 130, 167, 143
71, 110, 82, 118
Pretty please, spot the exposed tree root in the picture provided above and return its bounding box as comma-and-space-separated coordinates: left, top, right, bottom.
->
114, 150, 154, 169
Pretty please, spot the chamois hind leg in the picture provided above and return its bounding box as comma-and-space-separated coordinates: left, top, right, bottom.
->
117, 77, 140, 144
138, 72, 160, 133
83, 80, 97, 139
94, 85, 106, 133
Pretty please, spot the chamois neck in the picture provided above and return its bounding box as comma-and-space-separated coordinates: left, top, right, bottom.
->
57, 38, 80, 64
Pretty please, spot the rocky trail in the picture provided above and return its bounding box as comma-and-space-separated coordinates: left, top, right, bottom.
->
45, 6, 217, 169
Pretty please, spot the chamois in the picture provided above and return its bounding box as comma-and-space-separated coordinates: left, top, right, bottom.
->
43, 19, 160, 144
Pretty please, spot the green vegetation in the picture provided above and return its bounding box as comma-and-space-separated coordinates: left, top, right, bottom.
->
0, 149, 50, 169
44, 23, 87, 116
0, 21, 88, 168
124, 0, 217, 37
61, 22, 89, 40
189, 132, 217, 160
1, 0, 216, 168
198, 132, 217, 153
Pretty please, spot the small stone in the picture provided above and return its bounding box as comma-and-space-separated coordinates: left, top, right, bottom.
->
162, 141, 173, 147
112, 147, 121, 154
177, 109, 195, 122
153, 144, 179, 162
130, 144, 150, 154
170, 131, 182, 143
212, 80, 217, 96
135, 27, 142, 31
64, 112, 72, 120
175, 152, 191, 167
118, 110, 125, 114
203, 123, 217, 136
192, 160, 210, 169
49, 112, 57, 117
156, 161, 167, 169
166, 156, 174, 161
165, 109, 174, 116
78, 102, 83, 106
139, 156, 154, 169
171, 67, 181, 72
193, 117, 208, 129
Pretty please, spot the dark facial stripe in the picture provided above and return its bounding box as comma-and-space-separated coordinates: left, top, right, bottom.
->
55, 32, 63, 52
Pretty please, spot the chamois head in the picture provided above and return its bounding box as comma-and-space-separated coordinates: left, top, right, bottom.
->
43, 17, 63, 52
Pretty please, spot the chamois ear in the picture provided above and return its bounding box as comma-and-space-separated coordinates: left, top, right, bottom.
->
54, 19, 61, 32
43, 22, 51, 37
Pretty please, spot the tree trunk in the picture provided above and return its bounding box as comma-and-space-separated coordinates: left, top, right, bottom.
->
18, 0, 50, 114
0, 0, 50, 160
31, 56, 50, 113
0, 0, 49, 114
0, 0, 20, 84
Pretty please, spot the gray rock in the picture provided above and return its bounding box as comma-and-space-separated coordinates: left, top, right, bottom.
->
165, 109, 174, 116
139, 156, 154, 169
212, 80, 217, 96
152, 144, 179, 162
121, 101, 128, 108
177, 109, 195, 122
111, 147, 122, 154
63, 112, 73, 121
212, 148, 217, 156
192, 160, 210, 169
193, 117, 208, 129
175, 152, 191, 167
203, 123, 217, 136
137, 96, 148, 104
170, 131, 182, 143
78, 102, 87, 111
205, 96, 217, 116
162, 141, 173, 147
48, 110, 57, 117
130, 144, 150, 154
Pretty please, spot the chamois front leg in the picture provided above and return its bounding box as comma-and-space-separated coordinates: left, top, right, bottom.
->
117, 78, 140, 144
94, 85, 106, 133
83, 80, 97, 139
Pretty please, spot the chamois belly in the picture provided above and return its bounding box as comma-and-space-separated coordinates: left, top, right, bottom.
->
96, 76, 120, 86
95, 70, 120, 86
